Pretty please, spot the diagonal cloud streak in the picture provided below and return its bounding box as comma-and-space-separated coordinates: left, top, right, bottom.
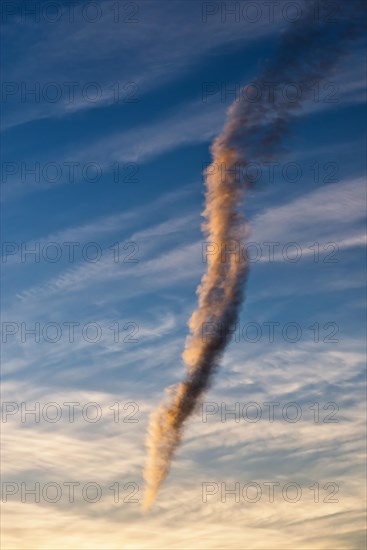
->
142, 0, 365, 509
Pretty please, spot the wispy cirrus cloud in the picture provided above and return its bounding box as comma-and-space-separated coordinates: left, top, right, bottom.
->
7, 177, 365, 305
2, 337, 365, 549
2, 0, 287, 130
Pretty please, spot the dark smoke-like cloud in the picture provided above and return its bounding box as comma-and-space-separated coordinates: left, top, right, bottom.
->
143, 0, 365, 509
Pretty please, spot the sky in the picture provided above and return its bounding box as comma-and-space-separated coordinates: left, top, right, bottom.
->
1, 1, 366, 549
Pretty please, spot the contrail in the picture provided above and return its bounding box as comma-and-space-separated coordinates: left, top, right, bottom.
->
142, 0, 365, 509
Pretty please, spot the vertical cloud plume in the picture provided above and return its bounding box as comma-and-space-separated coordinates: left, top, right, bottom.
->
142, 0, 365, 509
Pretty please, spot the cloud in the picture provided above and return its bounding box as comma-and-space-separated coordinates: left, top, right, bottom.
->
7, 177, 364, 307
2, 337, 365, 549
2, 0, 284, 130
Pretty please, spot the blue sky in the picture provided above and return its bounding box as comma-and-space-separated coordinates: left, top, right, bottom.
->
1, 1, 366, 549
